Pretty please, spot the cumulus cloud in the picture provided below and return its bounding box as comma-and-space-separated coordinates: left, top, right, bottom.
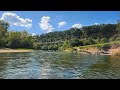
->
72, 24, 82, 29
1, 12, 32, 29
38, 16, 54, 33
58, 21, 67, 28
94, 23, 99, 25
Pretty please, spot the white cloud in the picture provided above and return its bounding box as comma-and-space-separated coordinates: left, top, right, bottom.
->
72, 24, 82, 29
94, 23, 99, 25
31, 33, 37, 36
58, 21, 67, 28
38, 16, 54, 33
1, 12, 32, 29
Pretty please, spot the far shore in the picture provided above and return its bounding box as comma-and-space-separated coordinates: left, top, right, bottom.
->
63, 47, 120, 56
0, 49, 34, 53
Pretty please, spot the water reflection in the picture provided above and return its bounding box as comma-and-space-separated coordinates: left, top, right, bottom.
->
0, 51, 120, 79
81, 55, 120, 79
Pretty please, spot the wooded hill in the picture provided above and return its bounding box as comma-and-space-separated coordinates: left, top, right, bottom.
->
34, 24, 119, 50
0, 20, 120, 50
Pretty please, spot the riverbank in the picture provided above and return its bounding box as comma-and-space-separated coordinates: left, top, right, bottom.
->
76, 47, 120, 55
0, 49, 34, 53
63, 43, 120, 56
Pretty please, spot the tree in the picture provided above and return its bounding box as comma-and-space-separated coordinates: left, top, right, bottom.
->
100, 38, 109, 43
0, 20, 10, 48
48, 44, 58, 50
7, 31, 21, 48
41, 45, 48, 50
62, 40, 71, 48
116, 19, 120, 33
33, 42, 41, 50
87, 38, 96, 45
6, 31, 34, 49
82, 38, 96, 45
0, 20, 9, 30
69, 38, 83, 47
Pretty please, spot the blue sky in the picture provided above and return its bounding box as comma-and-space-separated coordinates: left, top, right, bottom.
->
0, 11, 119, 35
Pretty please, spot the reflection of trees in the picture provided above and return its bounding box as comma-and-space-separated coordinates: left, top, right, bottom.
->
81, 55, 120, 79
108, 56, 120, 78
0, 53, 31, 79
52, 52, 83, 69
0, 55, 8, 79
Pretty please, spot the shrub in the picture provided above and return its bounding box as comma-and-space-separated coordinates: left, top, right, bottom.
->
101, 43, 111, 50
83, 38, 96, 45
41, 45, 48, 50
48, 45, 58, 50
70, 38, 83, 47
100, 38, 109, 43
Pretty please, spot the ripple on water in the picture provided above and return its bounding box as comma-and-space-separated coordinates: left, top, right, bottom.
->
0, 51, 120, 79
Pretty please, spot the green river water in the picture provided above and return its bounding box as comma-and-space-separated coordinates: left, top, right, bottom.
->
0, 51, 119, 79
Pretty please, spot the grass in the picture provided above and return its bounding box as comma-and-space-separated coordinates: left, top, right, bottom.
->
61, 41, 120, 54
78, 41, 120, 50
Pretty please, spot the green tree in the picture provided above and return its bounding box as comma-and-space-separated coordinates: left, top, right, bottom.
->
0, 20, 10, 48
6, 31, 33, 49
100, 38, 109, 43
69, 38, 83, 47
62, 40, 71, 48
33, 42, 41, 50
48, 44, 58, 50
7, 31, 21, 48
116, 19, 120, 33
41, 45, 48, 50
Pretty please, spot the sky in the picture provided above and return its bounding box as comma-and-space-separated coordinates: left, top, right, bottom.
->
0, 11, 119, 35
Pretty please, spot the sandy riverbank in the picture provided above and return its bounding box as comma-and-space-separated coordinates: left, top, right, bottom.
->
0, 49, 34, 53
63, 47, 120, 55
78, 48, 120, 55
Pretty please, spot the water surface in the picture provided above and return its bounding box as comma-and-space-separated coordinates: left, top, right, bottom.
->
0, 51, 119, 79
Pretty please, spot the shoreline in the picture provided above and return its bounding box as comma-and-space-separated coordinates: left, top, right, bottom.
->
63, 47, 120, 56
77, 51, 113, 55
0, 49, 34, 53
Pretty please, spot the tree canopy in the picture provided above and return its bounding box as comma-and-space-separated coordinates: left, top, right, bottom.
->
0, 19, 119, 50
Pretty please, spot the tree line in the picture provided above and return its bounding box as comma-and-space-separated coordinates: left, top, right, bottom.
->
35, 23, 119, 50
0, 20, 119, 50
0, 20, 33, 49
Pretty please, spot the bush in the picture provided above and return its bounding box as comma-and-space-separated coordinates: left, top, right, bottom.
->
101, 43, 111, 50
48, 45, 58, 50
116, 36, 120, 41
62, 40, 71, 48
79, 40, 84, 46
41, 45, 48, 50
70, 38, 83, 47
83, 38, 96, 45
109, 37, 115, 41
95, 38, 100, 44
109, 34, 120, 41
96, 44, 102, 50
33, 42, 41, 50
100, 38, 109, 43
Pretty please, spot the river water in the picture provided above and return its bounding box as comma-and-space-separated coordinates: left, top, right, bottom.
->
0, 51, 119, 79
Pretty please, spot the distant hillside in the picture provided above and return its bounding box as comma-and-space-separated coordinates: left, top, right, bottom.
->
33, 24, 119, 50
0, 19, 119, 51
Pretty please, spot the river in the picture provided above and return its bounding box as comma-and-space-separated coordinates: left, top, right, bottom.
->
0, 51, 119, 79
